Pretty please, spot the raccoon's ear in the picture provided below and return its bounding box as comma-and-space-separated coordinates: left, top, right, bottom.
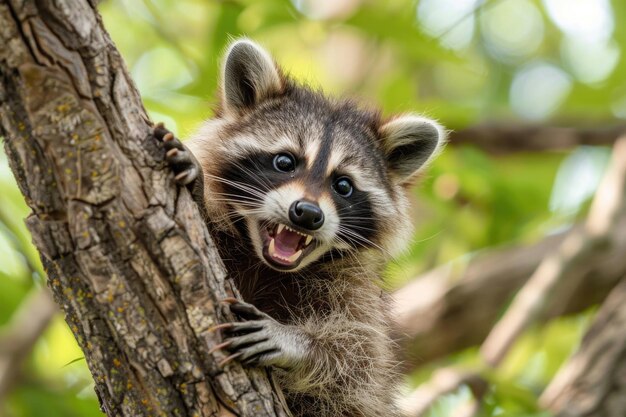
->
221, 39, 283, 115
379, 115, 445, 184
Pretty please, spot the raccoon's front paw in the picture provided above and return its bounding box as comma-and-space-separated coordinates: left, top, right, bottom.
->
210, 298, 310, 370
153, 122, 199, 186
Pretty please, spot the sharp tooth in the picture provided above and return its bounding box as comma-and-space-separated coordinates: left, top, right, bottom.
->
268, 238, 276, 256
277, 224, 285, 234
305, 235, 313, 246
287, 250, 302, 263
286, 226, 293, 232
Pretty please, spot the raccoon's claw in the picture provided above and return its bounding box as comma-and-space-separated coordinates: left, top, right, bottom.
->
216, 320, 287, 368
212, 300, 309, 369
218, 352, 243, 368
208, 322, 234, 333
152, 123, 199, 186
224, 299, 270, 321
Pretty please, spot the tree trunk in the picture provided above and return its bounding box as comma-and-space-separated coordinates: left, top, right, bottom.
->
540, 278, 626, 417
0, 1, 288, 416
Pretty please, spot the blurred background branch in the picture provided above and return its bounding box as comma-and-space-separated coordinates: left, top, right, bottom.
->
481, 136, 626, 366
398, 368, 487, 417
540, 277, 626, 416
400, 136, 626, 415
449, 124, 626, 154
394, 219, 626, 367
0, 288, 57, 402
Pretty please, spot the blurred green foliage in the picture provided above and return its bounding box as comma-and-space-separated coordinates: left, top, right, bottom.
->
1, 0, 625, 416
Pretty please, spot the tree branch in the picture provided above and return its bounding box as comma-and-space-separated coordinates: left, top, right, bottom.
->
394, 220, 626, 368
0, 1, 288, 416
540, 277, 626, 416
397, 368, 486, 417
401, 137, 626, 416
0, 288, 57, 402
450, 123, 626, 154
480, 136, 626, 366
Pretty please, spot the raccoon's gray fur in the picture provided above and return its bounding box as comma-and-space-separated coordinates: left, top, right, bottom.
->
166, 39, 444, 417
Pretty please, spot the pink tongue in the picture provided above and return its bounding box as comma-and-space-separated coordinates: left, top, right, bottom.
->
274, 229, 301, 257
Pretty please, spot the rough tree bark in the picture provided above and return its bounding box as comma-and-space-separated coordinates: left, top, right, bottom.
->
0, 1, 288, 416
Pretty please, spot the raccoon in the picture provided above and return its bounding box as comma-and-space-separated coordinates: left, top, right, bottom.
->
154, 39, 444, 417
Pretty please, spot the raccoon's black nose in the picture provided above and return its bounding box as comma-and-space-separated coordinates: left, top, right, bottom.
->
289, 200, 324, 231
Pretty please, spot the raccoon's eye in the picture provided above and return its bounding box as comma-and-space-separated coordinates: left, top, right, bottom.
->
273, 153, 296, 172
333, 177, 354, 197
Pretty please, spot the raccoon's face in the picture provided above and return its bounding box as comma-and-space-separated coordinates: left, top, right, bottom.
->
189, 40, 444, 272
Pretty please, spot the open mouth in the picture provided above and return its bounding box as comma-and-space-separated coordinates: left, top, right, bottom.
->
261, 223, 316, 270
